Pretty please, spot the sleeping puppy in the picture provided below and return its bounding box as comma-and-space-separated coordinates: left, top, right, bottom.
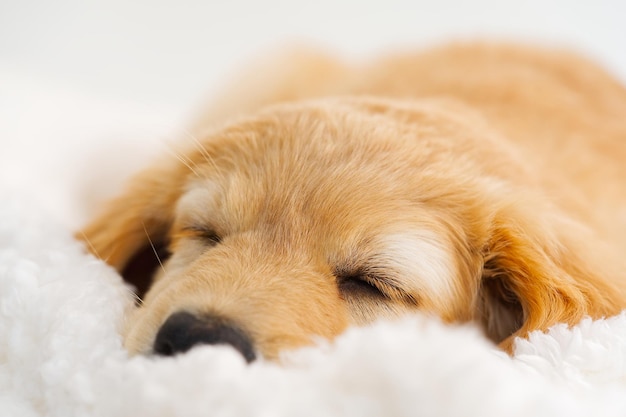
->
80, 43, 626, 362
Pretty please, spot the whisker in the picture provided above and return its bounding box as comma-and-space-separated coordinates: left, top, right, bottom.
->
180, 128, 228, 184
141, 222, 167, 277
78, 230, 102, 259
183, 129, 211, 159
79, 231, 141, 304
79, 231, 116, 265
134, 122, 227, 183
163, 145, 202, 178
128, 290, 144, 306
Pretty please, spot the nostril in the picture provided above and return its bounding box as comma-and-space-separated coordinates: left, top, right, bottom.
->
153, 312, 256, 362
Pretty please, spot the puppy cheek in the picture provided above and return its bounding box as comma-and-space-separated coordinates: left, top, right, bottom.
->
255, 289, 352, 359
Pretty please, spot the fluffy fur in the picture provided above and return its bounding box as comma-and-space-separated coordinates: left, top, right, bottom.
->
6, 194, 626, 416
81, 43, 626, 360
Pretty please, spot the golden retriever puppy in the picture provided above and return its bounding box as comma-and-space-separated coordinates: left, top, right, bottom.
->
80, 43, 626, 362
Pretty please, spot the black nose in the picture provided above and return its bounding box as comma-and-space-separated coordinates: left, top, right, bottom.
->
153, 312, 256, 362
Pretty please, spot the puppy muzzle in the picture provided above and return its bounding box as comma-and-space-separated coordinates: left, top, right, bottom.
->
153, 311, 256, 362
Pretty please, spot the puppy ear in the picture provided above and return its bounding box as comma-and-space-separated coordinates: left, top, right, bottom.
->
78, 157, 191, 296
476, 203, 625, 350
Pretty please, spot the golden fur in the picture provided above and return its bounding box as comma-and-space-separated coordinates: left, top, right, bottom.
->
81, 43, 626, 360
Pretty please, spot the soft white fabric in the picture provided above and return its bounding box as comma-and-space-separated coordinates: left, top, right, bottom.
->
2, 194, 626, 417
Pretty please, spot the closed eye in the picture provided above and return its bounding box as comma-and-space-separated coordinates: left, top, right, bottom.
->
176, 226, 222, 246
337, 273, 388, 300
335, 268, 419, 305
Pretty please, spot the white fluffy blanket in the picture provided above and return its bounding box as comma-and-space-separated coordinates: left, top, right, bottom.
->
3, 194, 626, 417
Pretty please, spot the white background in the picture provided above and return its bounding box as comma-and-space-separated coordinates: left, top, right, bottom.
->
1, 0, 625, 228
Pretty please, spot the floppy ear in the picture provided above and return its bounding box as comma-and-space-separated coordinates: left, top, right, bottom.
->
78, 156, 191, 296
476, 202, 626, 350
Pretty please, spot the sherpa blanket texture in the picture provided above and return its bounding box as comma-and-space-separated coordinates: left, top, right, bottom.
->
3, 194, 626, 417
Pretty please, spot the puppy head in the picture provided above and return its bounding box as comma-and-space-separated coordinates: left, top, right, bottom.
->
81, 97, 625, 360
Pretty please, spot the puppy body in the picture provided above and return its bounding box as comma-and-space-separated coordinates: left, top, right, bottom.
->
82, 43, 626, 360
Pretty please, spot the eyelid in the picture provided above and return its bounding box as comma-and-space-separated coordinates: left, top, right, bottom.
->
363, 274, 405, 299
335, 267, 418, 305
176, 226, 222, 245
335, 267, 391, 294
